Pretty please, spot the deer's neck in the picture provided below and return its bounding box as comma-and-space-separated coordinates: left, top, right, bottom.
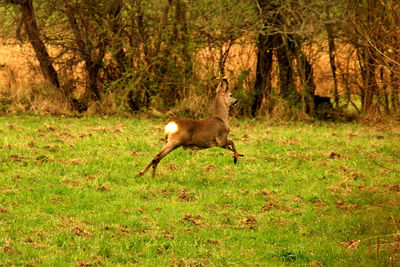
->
212, 95, 229, 124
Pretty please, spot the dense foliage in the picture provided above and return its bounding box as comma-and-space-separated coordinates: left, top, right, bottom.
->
0, 0, 399, 119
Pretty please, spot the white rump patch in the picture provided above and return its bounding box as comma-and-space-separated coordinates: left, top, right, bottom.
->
165, 121, 178, 135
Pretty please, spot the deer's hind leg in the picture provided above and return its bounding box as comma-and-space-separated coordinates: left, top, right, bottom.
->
136, 142, 178, 178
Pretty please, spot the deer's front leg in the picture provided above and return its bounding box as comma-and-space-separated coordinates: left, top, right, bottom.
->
218, 139, 244, 164
226, 140, 244, 164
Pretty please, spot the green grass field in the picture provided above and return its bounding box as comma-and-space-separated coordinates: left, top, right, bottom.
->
0, 115, 399, 266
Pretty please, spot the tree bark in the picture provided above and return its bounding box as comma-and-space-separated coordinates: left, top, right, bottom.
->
326, 23, 339, 108
109, 0, 127, 77
10, 0, 60, 89
294, 39, 316, 117
276, 34, 296, 102
390, 69, 399, 113
358, 46, 377, 113
251, 33, 273, 116
64, 0, 105, 102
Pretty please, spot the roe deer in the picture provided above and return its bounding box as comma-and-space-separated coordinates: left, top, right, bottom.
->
136, 78, 244, 178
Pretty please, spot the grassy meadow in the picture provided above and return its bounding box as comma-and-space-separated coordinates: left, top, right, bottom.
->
0, 115, 399, 266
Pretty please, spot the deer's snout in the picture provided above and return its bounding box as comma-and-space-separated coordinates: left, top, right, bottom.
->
232, 98, 238, 106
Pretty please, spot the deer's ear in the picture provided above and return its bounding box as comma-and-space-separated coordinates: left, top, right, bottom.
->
217, 77, 229, 93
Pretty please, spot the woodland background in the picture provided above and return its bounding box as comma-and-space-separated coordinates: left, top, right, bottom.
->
0, 0, 399, 120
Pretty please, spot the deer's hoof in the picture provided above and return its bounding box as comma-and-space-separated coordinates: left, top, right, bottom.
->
233, 156, 238, 164
136, 171, 144, 177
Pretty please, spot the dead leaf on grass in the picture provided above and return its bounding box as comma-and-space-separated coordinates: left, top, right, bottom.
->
9, 154, 24, 162
92, 256, 102, 265
336, 203, 360, 210
204, 164, 216, 172
132, 149, 141, 156
279, 138, 301, 145
281, 206, 292, 212
181, 214, 203, 226
340, 165, 348, 172
346, 172, 364, 180
160, 189, 171, 197
23, 237, 46, 248
3, 188, 18, 194
57, 132, 75, 140
311, 200, 325, 207
86, 176, 96, 181
234, 216, 258, 230
330, 180, 352, 193
340, 240, 361, 250
79, 133, 92, 138
42, 145, 57, 151
89, 127, 122, 134
243, 216, 257, 225
380, 169, 388, 175
62, 179, 80, 187
329, 152, 341, 159
390, 199, 400, 206
166, 163, 179, 171
3, 245, 21, 254
262, 202, 278, 212
72, 226, 90, 237
46, 125, 57, 131
97, 184, 111, 191
262, 188, 270, 196
23, 237, 34, 243
177, 189, 197, 201
387, 184, 400, 192
240, 188, 249, 194
207, 239, 220, 245
67, 158, 87, 165
163, 231, 174, 240
76, 260, 91, 267
104, 225, 117, 231
309, 261, 323, 266
348, 132, 359, 138
261, 188, 278, 201
36, 155, 53, 163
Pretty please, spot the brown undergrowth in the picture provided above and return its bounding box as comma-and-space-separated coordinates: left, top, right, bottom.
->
0, 38, 366, 118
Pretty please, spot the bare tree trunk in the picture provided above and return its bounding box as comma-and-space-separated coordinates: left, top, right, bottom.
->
8, 0, 60, 89
174, 0, 191, 78
391, 69, 400, 113
294, 40, 316, 117
251, 33, 273, 116
358, 46, 377, 113
380, 68, 390, 114
64, 0, 105, 102
276, 34, 295, 101
326, 23, 339, 108
109, 0, 127, 78
364, 63, 376, 113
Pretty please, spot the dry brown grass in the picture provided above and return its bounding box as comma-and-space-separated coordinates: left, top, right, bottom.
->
0, 38, 362, 116
0, 42, 72, 114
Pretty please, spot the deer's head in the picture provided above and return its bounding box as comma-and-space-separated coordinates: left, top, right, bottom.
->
216, 77, 237, 107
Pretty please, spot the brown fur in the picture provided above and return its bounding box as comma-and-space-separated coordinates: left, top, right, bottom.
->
136, 78, 243, 178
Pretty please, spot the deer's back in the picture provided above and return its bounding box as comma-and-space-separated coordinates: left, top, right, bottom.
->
166, 117, 228, 148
